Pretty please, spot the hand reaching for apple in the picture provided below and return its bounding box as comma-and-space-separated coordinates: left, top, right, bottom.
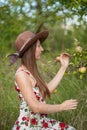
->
56, 53, 70, 68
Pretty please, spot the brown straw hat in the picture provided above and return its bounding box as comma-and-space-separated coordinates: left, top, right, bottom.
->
15, 30, 49, 57
7, 30, 49, 65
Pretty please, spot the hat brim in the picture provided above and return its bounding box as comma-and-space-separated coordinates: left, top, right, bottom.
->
19, 30, 49, 57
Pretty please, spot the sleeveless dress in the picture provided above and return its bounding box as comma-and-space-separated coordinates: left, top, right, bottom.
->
12, 69, 76, 130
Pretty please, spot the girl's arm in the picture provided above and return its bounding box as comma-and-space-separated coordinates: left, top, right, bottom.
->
15, 70, 78, 114
47, 53, 70, 93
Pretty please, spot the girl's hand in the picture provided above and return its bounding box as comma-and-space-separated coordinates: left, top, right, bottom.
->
60, 53, 70, 68
61, 99, 78, 111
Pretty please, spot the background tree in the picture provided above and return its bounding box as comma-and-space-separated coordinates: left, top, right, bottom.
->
0, 0, 87, 55
0, 1, 87, 130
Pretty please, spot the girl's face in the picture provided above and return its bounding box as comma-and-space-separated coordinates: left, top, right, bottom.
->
35, 40, 44, 60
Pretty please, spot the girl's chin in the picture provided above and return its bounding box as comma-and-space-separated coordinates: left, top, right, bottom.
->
36, 56, 41, 60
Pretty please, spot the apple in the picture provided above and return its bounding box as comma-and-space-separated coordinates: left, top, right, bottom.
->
55, 53, 70, 62
55, 56, 60, 62
62, 53, 70, 58
79, 67, 86, 74
75, 46, 82, 53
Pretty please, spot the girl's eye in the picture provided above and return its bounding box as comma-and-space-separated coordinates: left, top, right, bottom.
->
38, 44, 41, 47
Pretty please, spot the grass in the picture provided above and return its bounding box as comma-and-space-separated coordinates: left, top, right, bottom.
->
0, 56, 87, 130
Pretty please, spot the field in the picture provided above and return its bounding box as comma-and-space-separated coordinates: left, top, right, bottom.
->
0, 56, 87, 130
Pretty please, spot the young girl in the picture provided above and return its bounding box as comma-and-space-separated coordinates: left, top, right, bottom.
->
9, 30, 78, 130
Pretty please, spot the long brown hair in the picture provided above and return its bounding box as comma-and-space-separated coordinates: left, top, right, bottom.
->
21, 42, 50, 99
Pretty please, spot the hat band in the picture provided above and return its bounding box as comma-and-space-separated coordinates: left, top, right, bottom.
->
19, 34, 35, 54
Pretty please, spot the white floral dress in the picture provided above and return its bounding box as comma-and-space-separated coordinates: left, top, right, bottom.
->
12, 69, 76, 130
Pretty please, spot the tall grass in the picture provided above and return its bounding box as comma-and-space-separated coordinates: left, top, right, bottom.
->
0, 56, 87, 130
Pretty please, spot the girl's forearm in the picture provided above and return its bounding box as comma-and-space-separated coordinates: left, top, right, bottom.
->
30, 102, 63, 114
30, 99, 77, 114
47, 66, 67, 93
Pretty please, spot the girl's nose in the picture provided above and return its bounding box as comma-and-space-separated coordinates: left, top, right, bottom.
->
41, 46, 44, 51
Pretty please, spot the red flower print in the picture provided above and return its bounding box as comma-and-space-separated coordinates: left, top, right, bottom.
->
41, 98, 44, 102
15, 85, 20, 92
40, 113, 47, 117
34, 92, 36, 94
59, 122, 69, 130
18, 95, 22, 100
50, 119, 56, 124
31, 111, 35, 114
36, 95, 40, 100
25, 121, 28, 126
22, 116, 27, 121
15, 121, 19, 125
25, 117, 29, 126
31, 118, 37, 125
26, 71, 30, 75
42, 121, 49, 128
16, 126, 20, 130
26, 117, 29, 122
61, 128, 64, 130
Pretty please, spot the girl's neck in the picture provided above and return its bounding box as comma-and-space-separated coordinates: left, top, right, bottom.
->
21, 64, 28, 70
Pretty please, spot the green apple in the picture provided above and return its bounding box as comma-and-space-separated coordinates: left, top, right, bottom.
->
79, 67, 86, 73
75, 46, 82, 53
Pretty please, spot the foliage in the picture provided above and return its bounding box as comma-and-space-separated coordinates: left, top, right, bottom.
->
66, 39, 87, 80
0, 0, 87, 56
0, 1, 87, 130
0, 53, 87, 130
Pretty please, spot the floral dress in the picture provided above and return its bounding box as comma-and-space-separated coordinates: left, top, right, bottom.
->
12, 69, 76, 130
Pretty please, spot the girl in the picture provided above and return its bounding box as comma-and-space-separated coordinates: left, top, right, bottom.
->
8, 30, 78, 130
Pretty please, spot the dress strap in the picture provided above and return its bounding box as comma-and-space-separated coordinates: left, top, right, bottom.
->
15, 68, 36, 85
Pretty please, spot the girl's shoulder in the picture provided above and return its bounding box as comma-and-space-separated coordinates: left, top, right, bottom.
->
15, 66, 30, 75
15, 66, 37, 87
